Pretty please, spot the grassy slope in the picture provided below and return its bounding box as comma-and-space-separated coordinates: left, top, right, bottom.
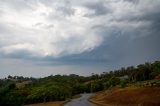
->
90, 87, 160, 106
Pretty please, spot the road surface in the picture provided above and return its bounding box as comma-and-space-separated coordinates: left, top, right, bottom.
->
64, 93, 97, 106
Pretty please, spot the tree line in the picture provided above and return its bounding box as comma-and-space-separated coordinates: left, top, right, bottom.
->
0, 61, 160, 106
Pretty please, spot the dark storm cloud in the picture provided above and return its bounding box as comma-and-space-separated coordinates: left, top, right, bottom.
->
53, 33, 160, 69
50, 0, 160, 68
142, 11, 160, 33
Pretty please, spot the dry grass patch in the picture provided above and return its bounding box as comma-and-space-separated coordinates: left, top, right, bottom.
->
24, 101, 65, 106
90, 87, 160, 106
16, 81, 32, 87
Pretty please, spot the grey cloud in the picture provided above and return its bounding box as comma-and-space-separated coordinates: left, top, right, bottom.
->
1, 50, 33, 59
34, 22, 54, 29
38, 0, 55, 7
45, 24, 54, 29
92, 1, 160, 38
34, 23, 43, 26
110, 0, 160, 23
123, 0, 139, 4
141, 10, 160, 34
56, 5, 75, 16
39, 0, 75, 17
84, 1, 112, 17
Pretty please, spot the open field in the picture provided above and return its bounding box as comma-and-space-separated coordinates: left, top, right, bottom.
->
90, 87, 160, 106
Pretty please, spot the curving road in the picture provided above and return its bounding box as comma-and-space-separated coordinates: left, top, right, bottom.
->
64, 93, 97, 106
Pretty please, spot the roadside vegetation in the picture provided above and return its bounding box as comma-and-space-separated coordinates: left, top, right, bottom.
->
0, 61, 160, 106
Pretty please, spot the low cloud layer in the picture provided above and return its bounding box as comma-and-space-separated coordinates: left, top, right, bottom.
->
0, 0, 160, 77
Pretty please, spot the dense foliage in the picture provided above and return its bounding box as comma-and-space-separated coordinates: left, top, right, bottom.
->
0, 61, 160, 106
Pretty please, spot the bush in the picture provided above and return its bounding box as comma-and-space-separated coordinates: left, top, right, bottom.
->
120, 79, 128, 88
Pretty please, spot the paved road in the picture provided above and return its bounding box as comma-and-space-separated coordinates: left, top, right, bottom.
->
64, 93, 97, 106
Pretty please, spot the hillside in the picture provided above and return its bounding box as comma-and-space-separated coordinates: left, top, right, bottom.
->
90, 86, 160, 106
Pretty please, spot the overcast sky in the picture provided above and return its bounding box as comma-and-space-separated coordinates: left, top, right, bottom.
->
0, 0, 160, 78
